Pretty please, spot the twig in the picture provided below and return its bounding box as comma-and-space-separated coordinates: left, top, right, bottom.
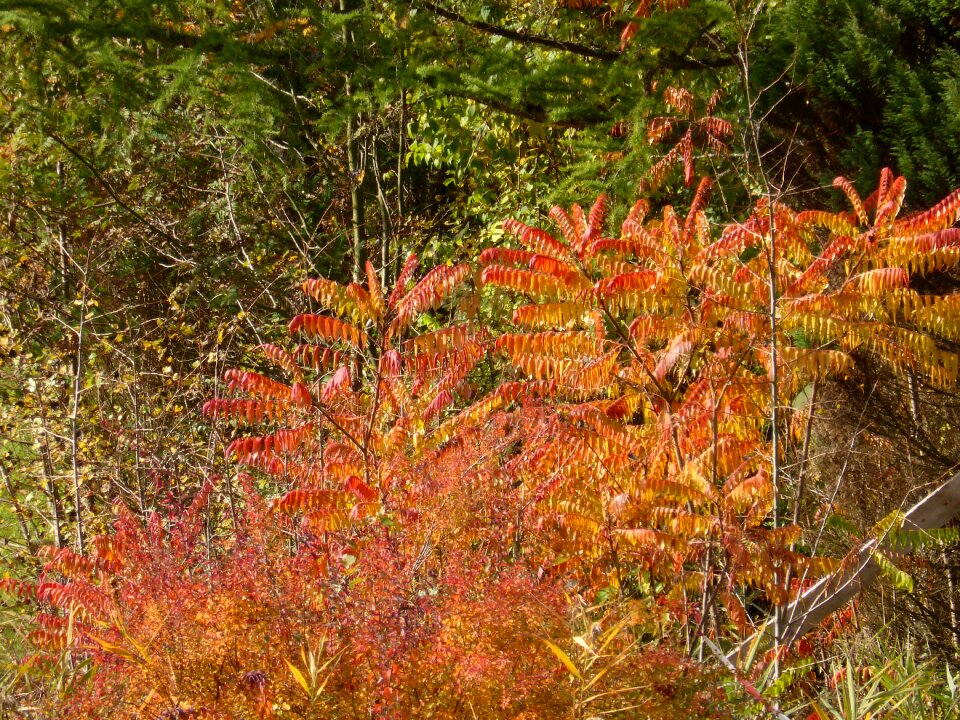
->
702, 636, 791, 720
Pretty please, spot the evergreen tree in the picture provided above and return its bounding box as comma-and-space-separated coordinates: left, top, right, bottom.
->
757, 0, 960, 205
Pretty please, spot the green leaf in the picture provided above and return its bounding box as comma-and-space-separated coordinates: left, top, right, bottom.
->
888, 527, 960, 551
874, 551, 914, 593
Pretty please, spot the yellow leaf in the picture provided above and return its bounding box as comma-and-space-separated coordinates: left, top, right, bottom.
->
136, 688, 158, 714
285, 659, 311, 695
542, 638, 582, 679
87, 634, 142, 665
583, 663, 615, 693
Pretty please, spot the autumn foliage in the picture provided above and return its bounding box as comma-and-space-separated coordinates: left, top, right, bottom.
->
8, 166, 960, 717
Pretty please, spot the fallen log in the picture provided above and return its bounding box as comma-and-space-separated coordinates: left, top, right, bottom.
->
728, 470, 960, 663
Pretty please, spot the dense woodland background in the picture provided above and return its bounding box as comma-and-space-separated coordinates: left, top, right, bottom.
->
1, 1, 960, 718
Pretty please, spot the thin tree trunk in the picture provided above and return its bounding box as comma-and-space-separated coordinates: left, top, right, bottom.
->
395, 86, 406, 282
738, 20, 785, 670
907, 371, 921, 426
781, 380, 819, 646
765, 193, 782, 670
56, 160, 70, 301
71, 272, 88, 556
132, 368, 147, 518
372, 140, 393, 287
225, 467, 239, 533
70, 253, 91, 555
37, 399, 64, 549
348, 114, 365, 283
341, 0, 365, 283
0, 462, 34, 552
944, 549, 960, 656
907, 371, 926, 458
379, 198, 390, 286
791, 380, 818, 528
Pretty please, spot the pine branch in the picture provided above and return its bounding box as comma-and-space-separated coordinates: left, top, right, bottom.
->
419, 1, 734, 71
456, 91, 610, 129
418, 0, 620, 61
6, 9, 285, 65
